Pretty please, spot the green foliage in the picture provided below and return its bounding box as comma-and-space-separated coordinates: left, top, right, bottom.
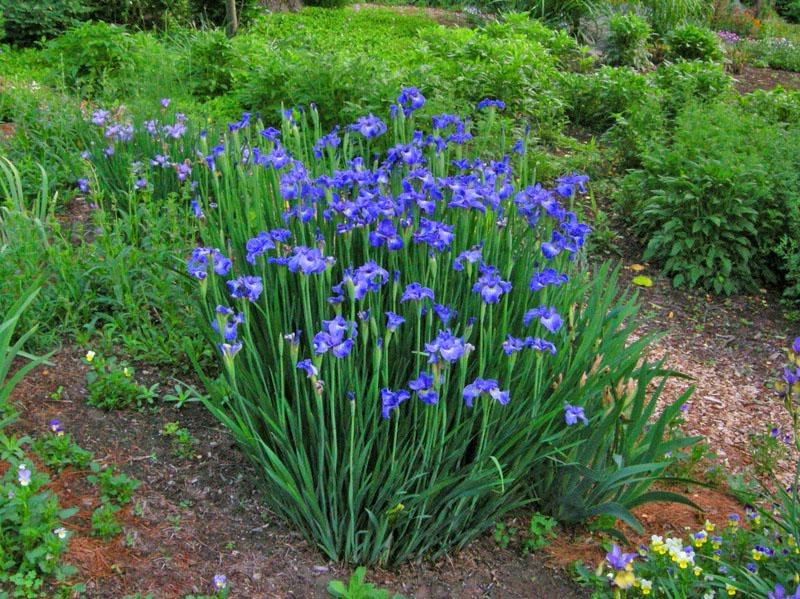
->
562, 66, 653, 132
179, 29, 237, 100
666, 25, 723, 61
742, 37, 800, 72
0, 0, 88, 46
45, 21, 134, 93
653, 59, 732, 117
0, 284, 50, 407
522, 513, 558, 554
640, 0, 711, 35
605, 13, 652, 68
739, 87, 800, 125
90, 502, 122, 539
88, 462, 141, 505
327, 567, 403, 599
87, 0, 190, 29
32, 430, 93, 473
0, 457, 77, 595
775, 0, 800, 23
620, 102, 800, 295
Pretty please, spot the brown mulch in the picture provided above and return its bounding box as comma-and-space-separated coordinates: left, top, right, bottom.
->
8, 349, 587, 598
733, 65, 800, 93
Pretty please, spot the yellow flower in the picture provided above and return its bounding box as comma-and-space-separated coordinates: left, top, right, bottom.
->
726, 583, 737, 596
614, 570, 636, 590
640, 579, 652, 595
85, 350, 96, 362
693, 566, 702, 577
123, 367, 131, 378
704, 520, 715, 532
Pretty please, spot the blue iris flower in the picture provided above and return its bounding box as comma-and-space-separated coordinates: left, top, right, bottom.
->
564, 403, 588, 426
529, 268, 569, 292
401, 283, 434, 303
369, 220, 404, 251
352, 114, 387, 139
425, 330, 466, 364
472, 265, 512, 304
463, 378, 509, 408
386, 312, 405, 332
523, 306, 563, 333
296, 359, 318, 378
476, 99, 505, 111
284, 246, 335, 275
381, 388, 411, 419
245, 232, 277, 264
227, 276, 263, 303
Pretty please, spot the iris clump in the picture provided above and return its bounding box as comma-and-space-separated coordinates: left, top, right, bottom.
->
77, 92, 691, 565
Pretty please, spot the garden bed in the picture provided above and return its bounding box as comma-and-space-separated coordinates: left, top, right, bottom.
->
7, 349, 587, 597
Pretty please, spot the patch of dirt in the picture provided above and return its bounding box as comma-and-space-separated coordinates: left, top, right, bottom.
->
732, 65, 800, 93
8, 348, 587, 598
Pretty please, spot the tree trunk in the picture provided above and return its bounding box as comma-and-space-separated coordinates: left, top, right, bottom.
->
226, 0, 238, 37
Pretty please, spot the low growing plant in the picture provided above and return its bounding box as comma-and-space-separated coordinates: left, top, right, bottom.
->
32, 420, 93, 472
88, 462, 140, 505
90, 502, 122, 539
0, 457, 77, 595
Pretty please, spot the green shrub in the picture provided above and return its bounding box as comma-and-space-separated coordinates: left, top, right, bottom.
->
653, 60, 732, 117
603, 95, 666, 168
605, 13, 652, 68
45, 21, 134, 92
87, 0, 190, 28
666, 24, 723, 61
620, 102, 800, 295
0, 0, 88, 46
561, 66, 653, 132
775, 0, 800, 23
180, 29, 237, 100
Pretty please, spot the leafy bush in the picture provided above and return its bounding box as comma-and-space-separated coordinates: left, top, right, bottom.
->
0, 0, 88, 46
45, 21, 134, 93
561, 66, 653, 132
653, 60, 732, 118
620, 102, 800, 295
605, 13, 652, 69
739, 87, 800, 125
666, 24, 723, 61
79, 95, 690, 565
775, 0, 800, 23
87, 0, 190, 28
179, 29, 237, 100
